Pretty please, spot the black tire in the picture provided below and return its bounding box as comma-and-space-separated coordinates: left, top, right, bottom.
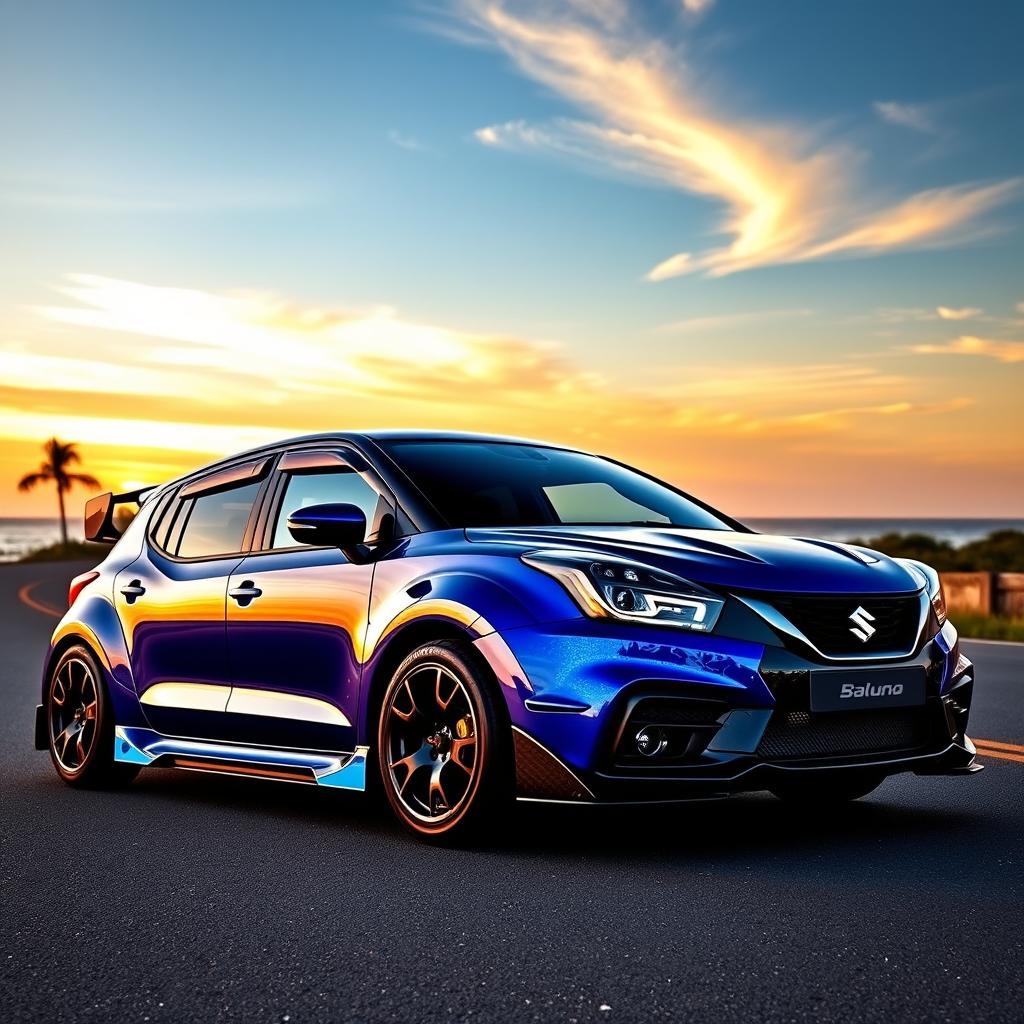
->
46, 644, 139, 789
377, 641, 511, 843
769, 770, 885, 805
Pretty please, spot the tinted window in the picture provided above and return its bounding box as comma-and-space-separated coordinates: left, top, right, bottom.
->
544, 482, 669, 524
175, 480, 263, 558
381, 441, 733, 530
272, 470, 381, 548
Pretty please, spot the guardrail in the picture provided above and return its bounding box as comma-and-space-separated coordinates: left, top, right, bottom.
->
941, 572, 1024, 618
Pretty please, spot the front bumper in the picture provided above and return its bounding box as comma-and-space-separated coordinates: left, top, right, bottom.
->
477, 617, 980, 803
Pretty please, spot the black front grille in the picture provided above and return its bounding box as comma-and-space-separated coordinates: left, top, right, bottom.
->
756, 708, 934, 760
770, 594, 921, 657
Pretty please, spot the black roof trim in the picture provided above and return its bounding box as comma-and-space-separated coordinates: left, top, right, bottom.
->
154, 431, 581, 490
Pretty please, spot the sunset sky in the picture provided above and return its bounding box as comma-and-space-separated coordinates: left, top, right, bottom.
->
2, 0, 1022, 521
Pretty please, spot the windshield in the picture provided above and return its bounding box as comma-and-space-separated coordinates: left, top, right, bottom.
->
380, 441, 736, 531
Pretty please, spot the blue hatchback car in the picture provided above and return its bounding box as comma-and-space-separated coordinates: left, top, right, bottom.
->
36, 432, 980, 840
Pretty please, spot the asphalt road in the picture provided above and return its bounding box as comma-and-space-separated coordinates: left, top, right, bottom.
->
2, 562, 1021, 1024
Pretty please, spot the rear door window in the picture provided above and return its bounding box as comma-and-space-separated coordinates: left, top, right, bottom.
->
174, 480, 263, 559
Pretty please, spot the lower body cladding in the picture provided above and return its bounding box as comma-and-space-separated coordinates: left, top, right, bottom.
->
486, 617, 980, 804
114, 726, 369, 790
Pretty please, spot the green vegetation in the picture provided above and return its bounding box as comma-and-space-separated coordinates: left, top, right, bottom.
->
948, 613, 1024, 643
19, 541, 108, 563
850, 529, 1024, 572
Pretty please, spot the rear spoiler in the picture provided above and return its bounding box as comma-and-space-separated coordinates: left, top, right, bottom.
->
84, 486, 156, 543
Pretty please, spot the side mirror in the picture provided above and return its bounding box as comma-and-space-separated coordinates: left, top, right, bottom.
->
287, 502, 367, 560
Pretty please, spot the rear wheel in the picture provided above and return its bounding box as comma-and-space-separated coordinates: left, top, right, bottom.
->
47, 644, 138, 789
377, 641, 510, 843
769, 771, 885, 805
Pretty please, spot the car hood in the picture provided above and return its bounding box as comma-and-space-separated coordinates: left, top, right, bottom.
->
464, 525, 921, 595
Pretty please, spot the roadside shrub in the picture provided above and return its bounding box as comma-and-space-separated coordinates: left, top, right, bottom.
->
851, 530, 1024, 572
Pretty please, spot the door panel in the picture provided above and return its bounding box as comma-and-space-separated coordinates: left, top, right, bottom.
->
225, 547, 373, 751
115, 547, 242, 738
116, 464, 269, 740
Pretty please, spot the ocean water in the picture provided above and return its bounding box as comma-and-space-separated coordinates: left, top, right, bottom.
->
0, 518, 85, 562
1, 516, 1020, 563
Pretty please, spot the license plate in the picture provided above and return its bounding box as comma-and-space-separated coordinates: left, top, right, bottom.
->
810, 667, 926, 712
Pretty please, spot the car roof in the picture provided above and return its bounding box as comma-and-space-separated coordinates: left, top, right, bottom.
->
238, 429, 577, 456
148, 430, 583, 494
359, 429, 570, 447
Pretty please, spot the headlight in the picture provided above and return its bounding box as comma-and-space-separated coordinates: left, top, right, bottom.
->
896, 558, 947, 625
522, 550, 725, 632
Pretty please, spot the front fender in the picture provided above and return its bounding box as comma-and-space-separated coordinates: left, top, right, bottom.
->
364, 559, 581, 658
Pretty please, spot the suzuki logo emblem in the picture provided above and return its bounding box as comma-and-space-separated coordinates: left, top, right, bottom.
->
849, 606, 877, 642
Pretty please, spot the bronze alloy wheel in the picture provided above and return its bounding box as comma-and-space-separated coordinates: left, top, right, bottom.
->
49, 654, 100, 774
46, 644, 138, 789
378, 642, 509, 841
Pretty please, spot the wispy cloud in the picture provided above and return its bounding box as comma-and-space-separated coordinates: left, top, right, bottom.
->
681, 0, 715, 14
455, 1, 1019, 278
870, 307, 939, 325
11, 274, 970, 453
388, 130, 431, 153
911, 336, 1024, 363
32, 274, 599, 406
873, 100, 936, 134
936, 306, 981, 320
801, 180, 1019, 260
658, 308, 811, 333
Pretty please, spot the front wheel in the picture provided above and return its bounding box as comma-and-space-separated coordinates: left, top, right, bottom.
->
377, 641, 511, 843
769, 770, 885, 805
46, 644, 139, 789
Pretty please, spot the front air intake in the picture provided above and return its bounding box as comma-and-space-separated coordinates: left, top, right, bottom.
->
755, 707, 936, 760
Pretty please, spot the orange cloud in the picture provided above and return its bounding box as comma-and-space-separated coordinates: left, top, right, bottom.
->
805, 181, 1020, 260
911, 336, 1024, 363
3, 273, 1017, 518
937, 306, 982, 320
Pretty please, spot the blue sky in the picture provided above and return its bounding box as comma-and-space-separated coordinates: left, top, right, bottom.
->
1, 0, 1022, 516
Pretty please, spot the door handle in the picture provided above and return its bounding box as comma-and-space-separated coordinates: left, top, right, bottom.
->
120, 580, 146, 604
229, 581, 263, 607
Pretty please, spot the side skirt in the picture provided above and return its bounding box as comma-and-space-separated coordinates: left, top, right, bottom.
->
114, 726, 368, 791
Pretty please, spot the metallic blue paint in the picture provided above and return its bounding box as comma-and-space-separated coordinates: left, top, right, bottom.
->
39, 431, 980, 803
465, 525, 921, 594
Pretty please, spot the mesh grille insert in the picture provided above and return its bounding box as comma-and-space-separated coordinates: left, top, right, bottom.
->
756, 708, 933, 760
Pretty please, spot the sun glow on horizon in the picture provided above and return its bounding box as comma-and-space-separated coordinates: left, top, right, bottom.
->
2, 273, 1021, 520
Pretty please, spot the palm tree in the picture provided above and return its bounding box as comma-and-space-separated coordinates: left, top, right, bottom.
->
18, 438, 101, 547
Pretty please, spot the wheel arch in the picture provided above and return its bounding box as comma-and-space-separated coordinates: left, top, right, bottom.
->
359, 616, 486, 747
43, 629, 108, 699
44, 614, 149, 730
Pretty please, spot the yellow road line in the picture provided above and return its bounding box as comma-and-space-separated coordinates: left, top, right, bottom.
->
974, 747, 1024, 765
974, 738, 1024, 755
16, 581, 63, 619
